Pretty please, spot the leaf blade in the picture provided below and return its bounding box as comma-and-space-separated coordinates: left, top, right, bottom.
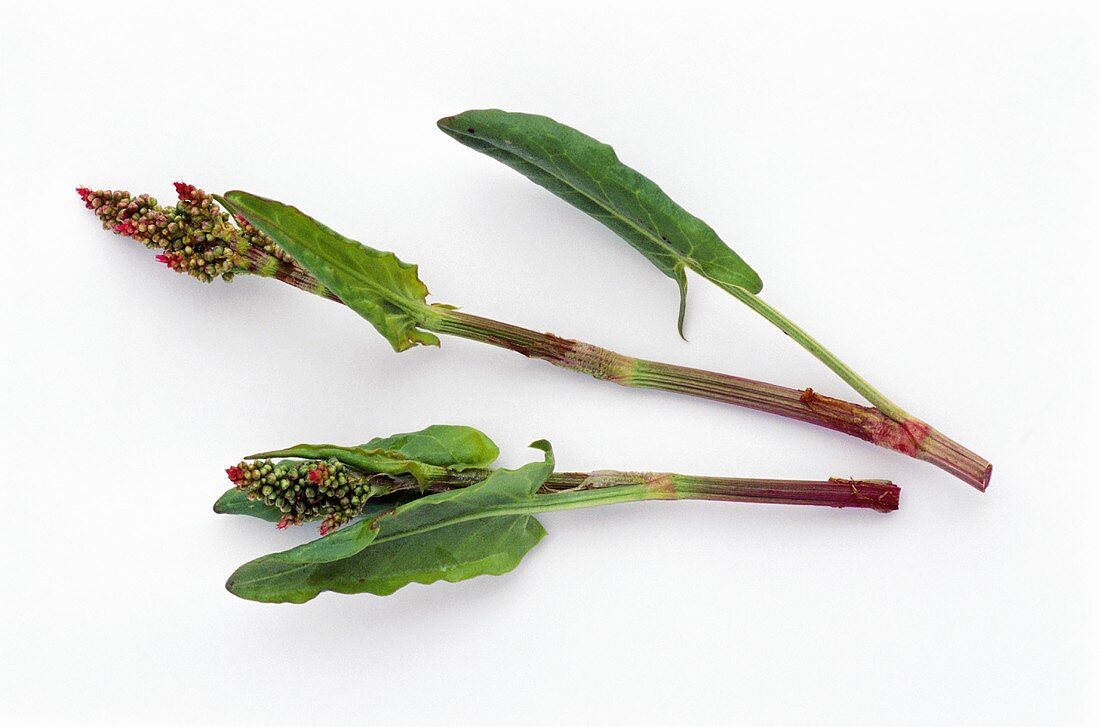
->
226, 516, 546, 602
438, 109, 763, 335
358, 424, 500, 469
217, 191, 440, 352
249, 425, 500, 485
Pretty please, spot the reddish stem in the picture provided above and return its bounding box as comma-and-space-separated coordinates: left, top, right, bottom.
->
430, 310, 990, 491
409, 470, 899, 512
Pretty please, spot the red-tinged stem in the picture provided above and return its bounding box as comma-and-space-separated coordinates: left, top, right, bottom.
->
427, 310, 991, 491
243, 248, 342, 302
911, 428, 993, 492
544, 472, 899, 512
477, 473, 898, 516
357, 469, 898, 513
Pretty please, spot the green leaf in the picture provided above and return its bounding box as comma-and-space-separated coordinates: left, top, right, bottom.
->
247, 442, 447, 482
438, 109, 763, 336
358, 424, 500, 469
217, 191, 440, 352
213, 488, 283, 522
225, 443, 555, 603
248, 424, 499, 485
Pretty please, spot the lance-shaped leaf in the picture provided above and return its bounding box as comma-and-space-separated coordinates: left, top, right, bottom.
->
437, 109, 763, 335
357, 424, 499, 468
225, 443, 555, 603
216, 191, 441, 352
247, 424, 499, 485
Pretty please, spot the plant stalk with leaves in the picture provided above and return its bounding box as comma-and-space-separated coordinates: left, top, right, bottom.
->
437, 109, 990, 489
215, 425, 898, 603
78, 183, 989, 489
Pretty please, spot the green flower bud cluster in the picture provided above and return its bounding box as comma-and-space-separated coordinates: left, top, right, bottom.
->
226, 458, 377, 534
77, 184, 286, 283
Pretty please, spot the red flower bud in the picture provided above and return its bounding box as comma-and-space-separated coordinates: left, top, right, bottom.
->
154, 252, 181, 268
173, 181, 196, 201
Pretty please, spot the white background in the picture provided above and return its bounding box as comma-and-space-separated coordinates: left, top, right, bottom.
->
2, 1, 1097, 724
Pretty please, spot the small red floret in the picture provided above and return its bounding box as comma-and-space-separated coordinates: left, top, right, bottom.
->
154, 252, 180, 268
319, 522, 333, 536
113, 221, 135, 236
307, 465, 328, 484
76, 186, 94, 208
226, 466, 246, 484
173, 181, 196, 201
276, 515, 295, 530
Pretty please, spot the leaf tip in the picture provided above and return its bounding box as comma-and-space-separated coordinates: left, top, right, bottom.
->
214, 190, 241, 208
527, 439, 555, 466
212, 496, 229, 514
675, 267, 689, 340
224, 567, 252, 600
402, 329, 442, 351
220, 189, 248, 203
746, 272, 764, 295
217, 190, 272, 219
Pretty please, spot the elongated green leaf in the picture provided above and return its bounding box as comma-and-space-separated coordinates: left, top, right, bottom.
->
217, 191, 440, 352
438, 109, 763, 335
249, 424, 499, 485
358, 424, 500, 469
226, 443, 555, 603
248, 442, 449, 483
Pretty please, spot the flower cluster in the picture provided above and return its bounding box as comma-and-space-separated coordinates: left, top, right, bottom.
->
79, 182, 342, 303
227, 457, 379, 534
77, 183, 290, 283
